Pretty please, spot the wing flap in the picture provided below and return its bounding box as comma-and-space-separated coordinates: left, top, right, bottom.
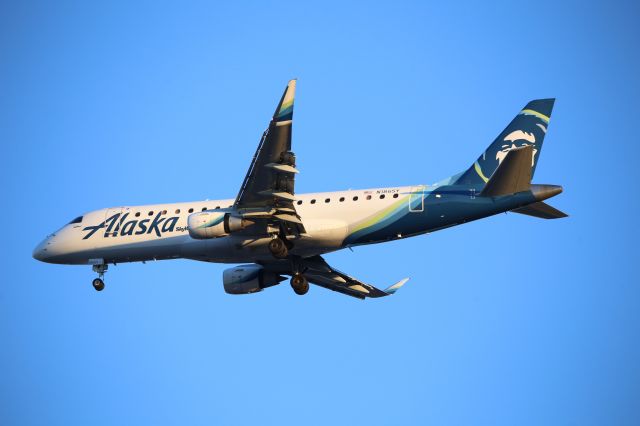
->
258, 190, 296, 201
274, 213, 303, 224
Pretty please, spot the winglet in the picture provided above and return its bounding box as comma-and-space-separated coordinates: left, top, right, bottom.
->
384, 278, 410, 295
273, 79, 296, 122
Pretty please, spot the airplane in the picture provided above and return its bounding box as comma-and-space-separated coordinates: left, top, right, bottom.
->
33, 80, 567, 299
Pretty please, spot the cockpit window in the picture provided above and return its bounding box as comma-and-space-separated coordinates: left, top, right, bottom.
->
68, 216, 83, 224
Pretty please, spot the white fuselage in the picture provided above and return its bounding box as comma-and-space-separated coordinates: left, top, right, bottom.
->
33, 185, 429, 265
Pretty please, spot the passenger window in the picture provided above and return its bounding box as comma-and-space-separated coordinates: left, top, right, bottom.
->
175, 209, 180, 214
311, 199, 316, 204
380, 194, 385, 199
325, 198, 330, 203
188, 208, 194, 213
393, 193, 399, 198
353, 196, 358, 201
135, 212, 141, 217
162, 210, 167, 215
202, 207, 207, 211
148, 211, 154, 216
339, 197, 345, 202
215, 206, 220, 210
366, 195, 372, 200
297, 200, 302, 205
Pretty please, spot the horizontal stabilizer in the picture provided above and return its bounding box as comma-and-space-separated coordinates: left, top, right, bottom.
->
480, 145, 533, 197
512, 201, 568, 219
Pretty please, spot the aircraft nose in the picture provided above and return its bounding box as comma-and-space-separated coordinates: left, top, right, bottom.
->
33, 236, 54, 263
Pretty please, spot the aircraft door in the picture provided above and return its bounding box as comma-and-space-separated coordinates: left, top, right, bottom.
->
103, 207, 124, 237
409, 186, 424, 212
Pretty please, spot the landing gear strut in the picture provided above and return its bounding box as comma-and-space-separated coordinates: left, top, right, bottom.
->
290, 273, 309, 295
268, 237, 289, 259
92, 263, 108, 292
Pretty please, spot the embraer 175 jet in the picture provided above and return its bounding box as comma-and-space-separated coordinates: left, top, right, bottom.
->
33, 80, 566, 299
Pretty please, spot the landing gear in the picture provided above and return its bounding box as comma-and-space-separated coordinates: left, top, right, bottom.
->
290, 273, 309, 295
268, 237, 289, 259
92, 278, 105, 291
92, 263, 108, 292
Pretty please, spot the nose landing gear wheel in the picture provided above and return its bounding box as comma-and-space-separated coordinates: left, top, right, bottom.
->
91, 263, 108, 292
92, 278, 105, 292
268, 237, 289, 259
290, 274, 309, 295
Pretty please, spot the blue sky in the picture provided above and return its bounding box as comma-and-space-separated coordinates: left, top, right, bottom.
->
2, 1, 639, 425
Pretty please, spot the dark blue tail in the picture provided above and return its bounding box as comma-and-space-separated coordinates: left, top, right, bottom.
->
455, 99, 555, 185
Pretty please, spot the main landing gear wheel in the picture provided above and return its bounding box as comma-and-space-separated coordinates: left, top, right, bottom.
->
92, 278, 105, 292
268, 237, 289, 259
290, 274, 309, 295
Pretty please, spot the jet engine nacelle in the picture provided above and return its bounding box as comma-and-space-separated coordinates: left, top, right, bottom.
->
222, 265, 285, 295
188, 211, 253, 239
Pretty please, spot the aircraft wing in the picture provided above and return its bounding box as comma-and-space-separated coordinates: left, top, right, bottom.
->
295, 255, 409, 299
233, 80, 305, 235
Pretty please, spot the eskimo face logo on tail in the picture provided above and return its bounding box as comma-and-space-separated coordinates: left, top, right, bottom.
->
497, 130, 538, 166
82, 212, 179, 239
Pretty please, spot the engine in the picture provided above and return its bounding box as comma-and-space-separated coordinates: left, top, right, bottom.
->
222, 265, 285, 295
188, 211, 253, 239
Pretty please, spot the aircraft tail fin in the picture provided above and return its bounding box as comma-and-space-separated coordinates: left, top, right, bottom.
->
479, 145, 533, 197
455, 99, 555, 186
512, 201, 568, 219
